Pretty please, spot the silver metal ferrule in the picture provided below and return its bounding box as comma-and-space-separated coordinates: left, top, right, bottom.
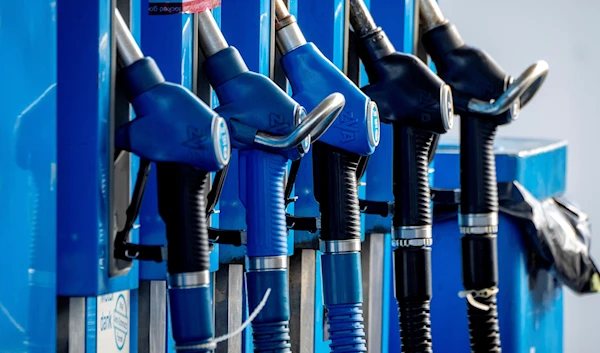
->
418, 0, 448, 32
319, 239, 361, 254
197, 10, 229, 58
459, 213, 499, 235
246, 256, 288, 272
392, 225, 432, 240
275, 20, 307, 54
114, 8, 144, 67
274, 0, 307, 54
168, 270, 210, 289
392, 226, 433, 248
349, 0, 378, 37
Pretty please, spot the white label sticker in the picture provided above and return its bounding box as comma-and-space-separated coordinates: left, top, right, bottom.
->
97, 290, 130, 353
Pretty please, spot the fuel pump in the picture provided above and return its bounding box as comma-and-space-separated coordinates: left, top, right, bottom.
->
274, 1, 380, 351
417, 0, 549, 351
195, 9, 345, 352
113, 8, 230, 352
348, 0, 454, 351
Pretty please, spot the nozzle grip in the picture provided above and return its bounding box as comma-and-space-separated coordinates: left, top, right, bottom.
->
157, 164, 211, 274
312, 143, 362, 241
392, 126, 434, 228
460, 115, 499, 215
240, 150, 289, 257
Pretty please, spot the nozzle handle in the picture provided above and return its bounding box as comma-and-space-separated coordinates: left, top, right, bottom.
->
240, 150, 289, 257
467, 61, 549, 117
254, 93, 345, 150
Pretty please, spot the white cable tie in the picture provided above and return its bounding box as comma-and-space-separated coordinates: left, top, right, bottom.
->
174, 288, 272, 351
458, 287, 499, 312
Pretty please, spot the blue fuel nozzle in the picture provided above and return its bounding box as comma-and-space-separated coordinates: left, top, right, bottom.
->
115, 57, 230, 172
113, 9, 230, 352
275, 8, 380, 156
113, 9, 230, 172
196, 9, 344, 351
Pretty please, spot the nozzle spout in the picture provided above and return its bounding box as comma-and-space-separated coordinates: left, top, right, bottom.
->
197, 10, 229, 58
114, 8, 144, 67
275, 0, 291, 20
419, 0, 447, 32
349, 0, 378, 37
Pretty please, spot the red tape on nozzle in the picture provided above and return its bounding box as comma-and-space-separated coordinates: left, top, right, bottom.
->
148, 0, 221, 15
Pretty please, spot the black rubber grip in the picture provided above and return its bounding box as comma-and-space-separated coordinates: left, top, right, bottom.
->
466, 295, 502, 352
157, 163, 210, 274
393, 126, 433, 228
394, 247, 433, 353
460, 115, 499, 215
461, 234, 498, 290
312, 142, 362, 241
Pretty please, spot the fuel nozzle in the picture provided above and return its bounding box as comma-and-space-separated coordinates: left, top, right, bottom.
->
274, 2, 380, 351
196, 9, 344, 352
114, 9, 230, 172
114, 8, 231, 352
417, 1, 549, 352
349, 1, 454, 352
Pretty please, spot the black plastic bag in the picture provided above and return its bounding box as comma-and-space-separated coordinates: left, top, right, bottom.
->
433, 181, 600, 294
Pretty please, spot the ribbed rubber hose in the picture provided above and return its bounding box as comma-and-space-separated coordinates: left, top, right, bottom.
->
392, 126, 434, 353
460, 115, 502, 352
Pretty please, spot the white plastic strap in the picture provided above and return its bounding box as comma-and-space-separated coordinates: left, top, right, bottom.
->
458, 287, 499, 311
174, 288, 272, 351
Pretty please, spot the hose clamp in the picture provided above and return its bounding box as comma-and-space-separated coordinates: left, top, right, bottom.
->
459, 213, 498, 235
392, 226, 432, 248
246, 255, 288, 272
168, 270, 210, 289
319, 239, 361, 254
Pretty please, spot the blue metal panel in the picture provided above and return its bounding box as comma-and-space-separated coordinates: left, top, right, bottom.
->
0, 1, 57, 351
57, 0, 138, 296
86, 297, 98, 353
434, 137, 568, 200
429, 137, 565, 353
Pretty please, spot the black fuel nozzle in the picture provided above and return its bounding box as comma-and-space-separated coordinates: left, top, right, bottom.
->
417, 1, 549, 352
349, 1, 454, 352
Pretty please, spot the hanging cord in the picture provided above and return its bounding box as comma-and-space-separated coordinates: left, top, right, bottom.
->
458, 287, 500, 311
174, 288, 272, 351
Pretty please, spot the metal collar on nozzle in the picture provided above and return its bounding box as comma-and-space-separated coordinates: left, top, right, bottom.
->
274, 0, 307, 54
